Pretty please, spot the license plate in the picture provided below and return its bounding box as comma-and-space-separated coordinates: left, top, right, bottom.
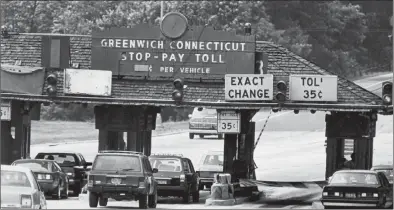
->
158, 180, 167, 185
111, 178, 122, 185
345, 193, 356, 198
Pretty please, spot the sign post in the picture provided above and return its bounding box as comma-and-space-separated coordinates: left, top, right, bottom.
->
224, 74, 274, 101
217, 110, 240, 134
289, 75, 338, 101
1, 101, 11, 121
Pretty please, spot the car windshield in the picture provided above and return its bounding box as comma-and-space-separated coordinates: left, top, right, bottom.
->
93, 155, 141, 171
1, 170, 31, 188
14, 161, 53, 172
36, 154, 77, 167
203, 154, 223, 166
149, 158, 182, 172
192, 108, 217, 118
330, 172, 379, 185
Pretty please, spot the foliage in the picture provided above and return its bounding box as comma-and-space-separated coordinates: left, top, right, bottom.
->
1, 0, 392, 121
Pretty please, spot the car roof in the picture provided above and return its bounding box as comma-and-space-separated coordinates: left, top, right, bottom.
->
335, 170, 378, 174
205, 151, 223, 155
149, 155, 183, 159
371, 165, 393, 170
37, 152, 79, 155
1, 164, 33, 173
97, 151, 143, 157
14, 159, 56, 163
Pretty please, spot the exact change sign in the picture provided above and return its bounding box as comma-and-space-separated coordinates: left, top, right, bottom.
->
225, 74, 274, 101
217, 110, 240, 134
1, 101, 11, 121
289, 75, 338, 101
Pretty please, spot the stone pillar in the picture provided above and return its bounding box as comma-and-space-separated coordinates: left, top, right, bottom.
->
354, 137, 373, 170
235, 110, 255, 179
98, 129, 108, 151
143, 131, 152, 156
245, 122, 256, 179
325, 137, 345, 179
127, 131, 137, 151
223, 134, 237, 174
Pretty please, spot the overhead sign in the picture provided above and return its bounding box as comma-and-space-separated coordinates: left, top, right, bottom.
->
1, 101, 11, 121
225, 74, 274, 101
289, 75, 338, 101
217, 110, 240, 134
91, 24, 255, 79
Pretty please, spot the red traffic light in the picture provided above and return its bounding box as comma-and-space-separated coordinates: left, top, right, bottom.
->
277, 81, 287, 91
46, 74, 57, 84
46, 74, 57, 96
382, 82, 392, 105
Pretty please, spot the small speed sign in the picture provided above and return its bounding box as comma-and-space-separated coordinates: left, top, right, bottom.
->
217, 110, 240, 134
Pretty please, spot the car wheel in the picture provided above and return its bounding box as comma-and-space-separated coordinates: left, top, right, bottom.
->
138, 194, 149, 209
182, 189, 190, 203
189, 133, 194, 139
199, 135, 204, 139
218, 134, 223, 139
52, 185, 62, 200
148, 191, 157, 208
73, 183, 82, 196
192, 190, 199, 203
99, 197, 108, 207
89, 192, 99, 208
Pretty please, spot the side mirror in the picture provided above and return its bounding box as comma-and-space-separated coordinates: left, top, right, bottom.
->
188, 114, 192, 118
152, 168, 158, 173
85, 162, 92, 168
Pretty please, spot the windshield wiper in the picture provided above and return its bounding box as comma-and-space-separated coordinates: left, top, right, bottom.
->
121, 168, 135, 171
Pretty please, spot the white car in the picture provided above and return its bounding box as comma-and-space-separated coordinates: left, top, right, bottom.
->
1, 165, 47, 209
196, 151, 224, 190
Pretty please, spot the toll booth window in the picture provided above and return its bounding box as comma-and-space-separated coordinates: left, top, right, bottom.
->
14, 161, 53, 172
192, 108, 217, 118
149, 158, 182, 172
330, 172, 379, 185
93, 155, 141, 172
203, 155, 223, 166
1, 170, 31, 188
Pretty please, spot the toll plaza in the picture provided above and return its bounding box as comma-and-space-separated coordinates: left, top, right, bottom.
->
1, 12, 392, 197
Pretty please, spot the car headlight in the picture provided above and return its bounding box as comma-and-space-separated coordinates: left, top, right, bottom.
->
67, 172, 74, 176
21, 195, 32, 208
361, 193, 367, 197
373, 193, 379, 197
322, 192, 328, 196
334, 192, 339, 196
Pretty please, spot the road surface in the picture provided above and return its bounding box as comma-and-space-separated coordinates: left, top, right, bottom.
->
30, 73, 393, 209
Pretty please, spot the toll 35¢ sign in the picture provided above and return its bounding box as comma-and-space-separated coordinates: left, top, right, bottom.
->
217, 110, 240, 134
289, 75, 338, 101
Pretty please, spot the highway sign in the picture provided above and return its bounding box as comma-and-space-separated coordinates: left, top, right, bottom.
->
1, 101, 11, 121
217, 110, 240, 134
289, 75, 338, 101
225, 74, 274, 101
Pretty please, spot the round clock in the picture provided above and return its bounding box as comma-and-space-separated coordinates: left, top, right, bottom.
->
160, 12, 188, 39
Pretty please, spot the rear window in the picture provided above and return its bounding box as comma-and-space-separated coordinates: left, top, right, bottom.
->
36, 153, 77, 167
330, 172, 379, 185
192, 108, 217, 118
93, 155, 141, 172
149, 158, 182, 172
14, 161, 53, 172
203, 154, 223, 166
1, 170, 31, 188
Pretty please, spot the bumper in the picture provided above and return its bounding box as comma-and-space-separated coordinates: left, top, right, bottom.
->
67, 178, 80, 187
321, 199, 379, 208
38, 181, 58, 193
189, 129, 218, 135
1, 204, 40, 209
157, 184, 188, 196
199, 178, 214, 185
88, 185, 148, 195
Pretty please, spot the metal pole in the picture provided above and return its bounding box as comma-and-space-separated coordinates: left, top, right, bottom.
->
160, 1, 164, 20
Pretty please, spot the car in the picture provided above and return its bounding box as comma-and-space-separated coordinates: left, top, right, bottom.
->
188, 107, 223, 139
321, 170, 393, 209
149, 154, 200, 203
12, 159, 69, 200
371, 165, 393, 185
87, 150, 158, 209
34, 152, 92, 196
1, 165, 47, 209
196, 151, 223, 190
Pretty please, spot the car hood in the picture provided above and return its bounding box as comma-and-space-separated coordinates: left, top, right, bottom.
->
1, 186, 35, 205
197, 165, 223, 172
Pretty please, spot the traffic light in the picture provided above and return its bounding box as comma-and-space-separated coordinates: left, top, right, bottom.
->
275, 80, 287, 102
382, 81, 392, 105
172, 78, 184, 103
46, 73, 57, 96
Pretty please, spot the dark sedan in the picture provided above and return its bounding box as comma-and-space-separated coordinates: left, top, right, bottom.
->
321, 170, 393, 209
12, 159, 69, 200
371, 165, 393, 185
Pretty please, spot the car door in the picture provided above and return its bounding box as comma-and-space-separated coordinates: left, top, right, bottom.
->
53, 162, 68, 186
182, 159, 193, 184
143, 157, 155, 194
379, 172, 393, 203
186, 158, 199, 192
